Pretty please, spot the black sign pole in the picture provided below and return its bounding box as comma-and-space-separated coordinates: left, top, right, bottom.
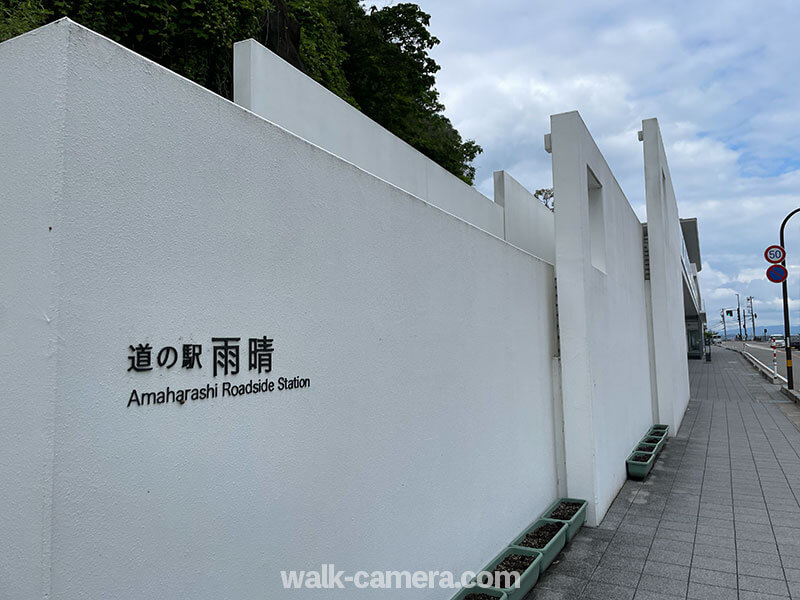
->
780, 208, 800, 390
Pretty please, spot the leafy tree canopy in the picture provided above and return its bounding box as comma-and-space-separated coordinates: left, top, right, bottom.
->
534, 187, 554, 210
1, 0, 481, 183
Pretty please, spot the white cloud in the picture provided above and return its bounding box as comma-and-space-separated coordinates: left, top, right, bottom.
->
708, 287, 738, 300
735, 268, 765, 285
698, 261, 730, 287
761, 297, 800, 311
403, 0, 800, 327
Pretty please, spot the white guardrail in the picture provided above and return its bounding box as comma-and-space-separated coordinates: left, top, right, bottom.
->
736, 342, 788, 384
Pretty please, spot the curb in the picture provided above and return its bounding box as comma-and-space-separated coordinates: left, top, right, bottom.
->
723, 344, 787, 385
781, 386, 800, 404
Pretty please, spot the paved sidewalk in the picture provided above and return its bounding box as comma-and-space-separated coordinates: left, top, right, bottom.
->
529, 348, 800, 600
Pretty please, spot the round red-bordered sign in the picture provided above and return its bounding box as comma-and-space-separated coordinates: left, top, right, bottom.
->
767, 264, 788, 283
765, 245, 786, 263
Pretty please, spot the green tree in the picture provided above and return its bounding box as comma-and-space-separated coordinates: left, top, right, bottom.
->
534, 188, 554, 210
0, 0, 48, 41
1, 0, 276, 97
302, 0, 481, 183
287, 0, 355, 105
47, 0, 274, 98
1, 0, 481, 183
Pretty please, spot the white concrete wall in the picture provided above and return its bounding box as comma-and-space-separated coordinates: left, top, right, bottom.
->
0, 23, 68, 599
233, 38, 505, 238
493, 171, 555, 265
642, 118, 691, 433
550, 111, 654, 526
1, 20, 559, 600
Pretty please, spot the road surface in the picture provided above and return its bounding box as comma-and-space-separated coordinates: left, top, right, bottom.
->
721, 340, 800, 384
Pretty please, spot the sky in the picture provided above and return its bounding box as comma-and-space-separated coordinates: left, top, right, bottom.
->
382, 0, 800, 334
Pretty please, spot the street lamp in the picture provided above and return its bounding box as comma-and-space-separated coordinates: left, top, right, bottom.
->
735, 293, 743, 340
780, 208, 800, 390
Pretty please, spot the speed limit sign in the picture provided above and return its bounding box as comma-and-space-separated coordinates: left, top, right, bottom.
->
765, 245, 786, 263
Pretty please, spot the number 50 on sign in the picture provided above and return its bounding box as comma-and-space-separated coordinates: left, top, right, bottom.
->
765, 245, 786, 263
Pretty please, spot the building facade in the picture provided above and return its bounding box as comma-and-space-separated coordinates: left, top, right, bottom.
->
1, 20, 704, 600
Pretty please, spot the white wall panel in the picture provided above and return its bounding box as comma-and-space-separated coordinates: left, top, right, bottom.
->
233, 39, 505, 238
551, 111, 654, 526
642, 118, 691, 433
1, 20, 558, 600
494, 170, 555, 265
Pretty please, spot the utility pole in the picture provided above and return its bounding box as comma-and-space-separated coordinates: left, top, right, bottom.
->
721, 309, 728, 341
747, 296, 756, 340
736, 293, 743, 340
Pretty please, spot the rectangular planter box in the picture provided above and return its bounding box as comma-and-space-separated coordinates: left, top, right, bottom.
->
641, 435, 665, 453
635, 442, 657, 453
509, 518, 567, 571
451, 586, 508, 600
650, 423, 669, 435
475, 547, 542, 600
626, 451, 655, 479
542, 497, 587, 541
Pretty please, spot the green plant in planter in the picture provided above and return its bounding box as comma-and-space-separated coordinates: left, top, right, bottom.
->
450, 586, 508, 600
542, 498, 587, 541
475, 547, 542, 599
509, 518, 567, 570
626, 451, 655, 479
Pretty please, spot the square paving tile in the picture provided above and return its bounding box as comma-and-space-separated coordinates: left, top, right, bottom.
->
579, 580, 636, 600
526, 356, 800, 600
